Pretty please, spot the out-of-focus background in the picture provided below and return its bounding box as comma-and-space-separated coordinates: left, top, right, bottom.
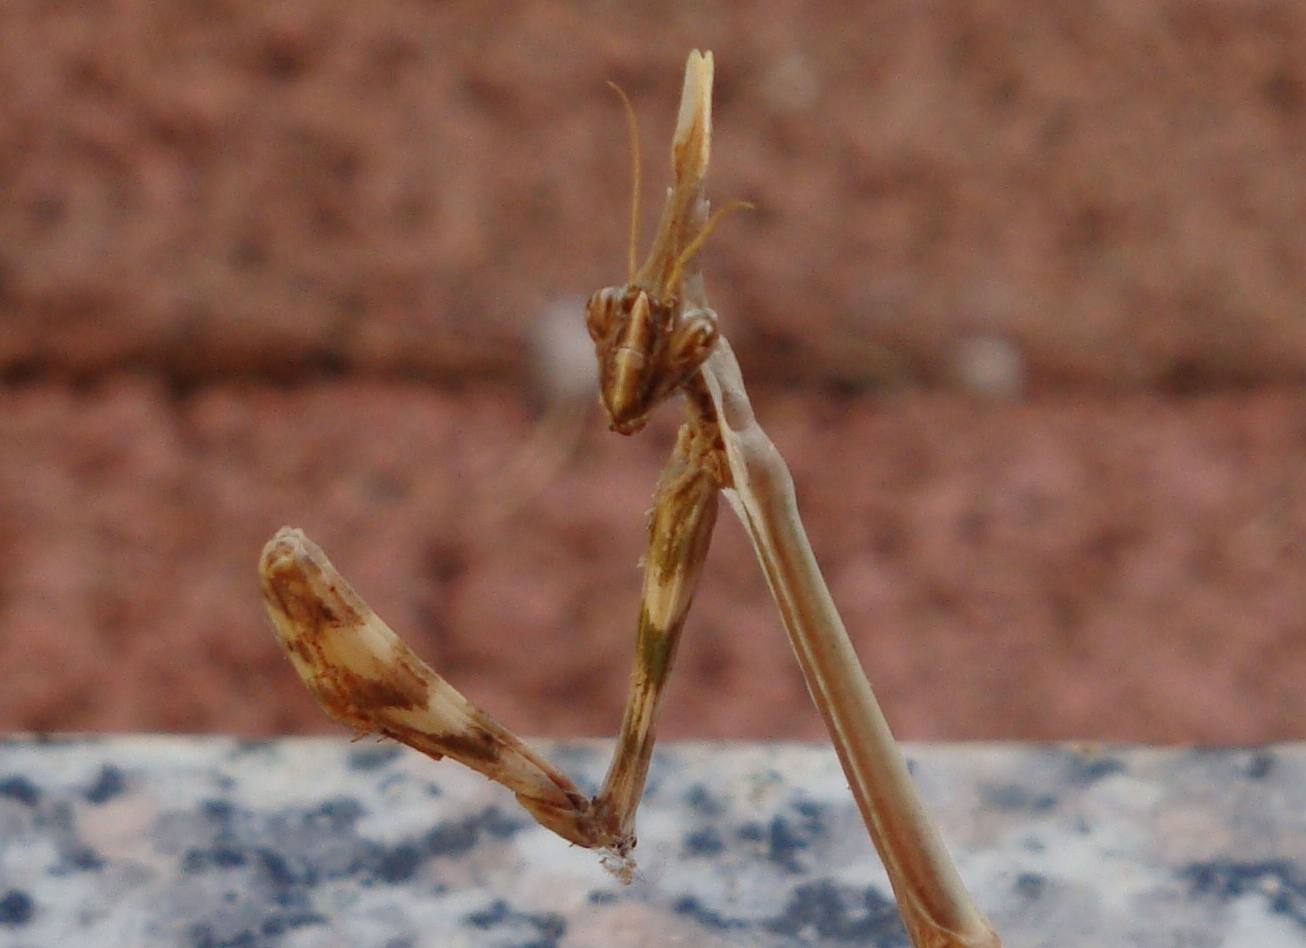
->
2, 2, 1304, 742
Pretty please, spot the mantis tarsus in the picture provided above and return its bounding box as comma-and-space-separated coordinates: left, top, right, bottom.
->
260, 50, 1001, 947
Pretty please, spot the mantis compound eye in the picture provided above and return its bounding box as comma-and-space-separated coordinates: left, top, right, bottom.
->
585, 287, 624, 343
667, 309, 719, 376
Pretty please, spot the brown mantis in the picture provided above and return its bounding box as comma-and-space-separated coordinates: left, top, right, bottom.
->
259, 50, 1001, 947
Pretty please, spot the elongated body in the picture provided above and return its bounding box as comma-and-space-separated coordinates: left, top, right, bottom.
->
260, 48, 1000, 947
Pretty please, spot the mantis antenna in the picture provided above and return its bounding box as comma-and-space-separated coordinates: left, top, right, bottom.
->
606, 82, 642, 282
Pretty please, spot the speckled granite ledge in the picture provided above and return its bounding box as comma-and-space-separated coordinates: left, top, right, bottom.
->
0, 738, 1302, 947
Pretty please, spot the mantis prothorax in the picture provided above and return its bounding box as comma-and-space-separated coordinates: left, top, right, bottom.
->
260, 50, 1000, 946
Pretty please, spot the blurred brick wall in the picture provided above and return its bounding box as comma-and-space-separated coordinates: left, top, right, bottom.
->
1, 1, 1303, 741
5, 1, 1306, 387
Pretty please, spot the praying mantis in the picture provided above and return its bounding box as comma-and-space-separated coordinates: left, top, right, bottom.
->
259, 51, 1001, 947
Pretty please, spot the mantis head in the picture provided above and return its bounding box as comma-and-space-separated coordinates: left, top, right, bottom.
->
583, 77, 742, 436
586, 284, 718, 435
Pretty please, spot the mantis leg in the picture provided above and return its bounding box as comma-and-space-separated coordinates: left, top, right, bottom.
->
260, 529, 606, 848
591, 421, 718, 854
259, 419, 718, 871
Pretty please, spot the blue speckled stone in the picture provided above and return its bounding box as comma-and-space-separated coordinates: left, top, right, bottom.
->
0, 737, 1301, 946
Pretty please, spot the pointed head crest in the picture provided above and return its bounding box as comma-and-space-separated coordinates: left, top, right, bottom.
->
587, 51, 746, 434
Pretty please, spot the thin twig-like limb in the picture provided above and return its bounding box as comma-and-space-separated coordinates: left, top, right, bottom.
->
592, 423, 719, 851
672, 51, 1000, 947
702, 342, 999, 947
260, 529, 604, 848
